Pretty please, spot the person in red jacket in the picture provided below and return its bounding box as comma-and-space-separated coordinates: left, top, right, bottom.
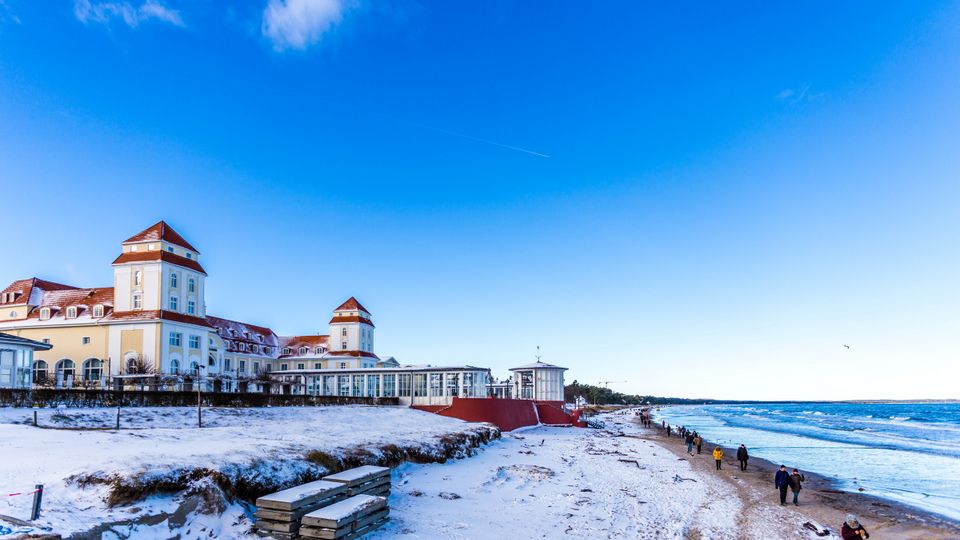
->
841, 514, 870, 539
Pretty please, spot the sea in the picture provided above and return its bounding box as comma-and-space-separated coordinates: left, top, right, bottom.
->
654, 402, 960, 522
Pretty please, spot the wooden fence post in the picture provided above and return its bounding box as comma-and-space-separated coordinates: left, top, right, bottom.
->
116, 406, 120, 430
30, 484, 43, 520
33, 410, 37, 427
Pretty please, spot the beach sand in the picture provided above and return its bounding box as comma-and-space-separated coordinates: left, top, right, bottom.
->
641, 416, 960, 539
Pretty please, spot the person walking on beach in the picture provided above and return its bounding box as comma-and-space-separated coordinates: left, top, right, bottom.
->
666, 424, 672, 437
712, 447, 723, 470
685, 433, 695, 455
841, 514, 870, 539
736, 444, 749, 471
694, 434, 702, 454
788, 468, 805, 505
775, 465, 790, 505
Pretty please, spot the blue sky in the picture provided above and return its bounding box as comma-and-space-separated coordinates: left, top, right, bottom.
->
1, 1, 958, 400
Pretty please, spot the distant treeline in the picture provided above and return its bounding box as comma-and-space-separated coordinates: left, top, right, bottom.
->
564, 380, 762, 406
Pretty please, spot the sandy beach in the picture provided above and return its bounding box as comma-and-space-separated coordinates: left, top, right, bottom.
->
641, 412, 960, 539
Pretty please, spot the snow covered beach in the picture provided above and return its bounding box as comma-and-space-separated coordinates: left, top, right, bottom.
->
3, 405, 958, 539
0, 406, 497, 538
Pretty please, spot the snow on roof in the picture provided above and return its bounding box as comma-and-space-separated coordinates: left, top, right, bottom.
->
510, 361, 568, 371
0, 332, 53, 350
333, 296, 370, 314
0, 278, 79, 306
122, 220, 199, 253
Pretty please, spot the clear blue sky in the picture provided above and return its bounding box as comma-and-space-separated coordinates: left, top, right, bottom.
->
1, 1, 958, 400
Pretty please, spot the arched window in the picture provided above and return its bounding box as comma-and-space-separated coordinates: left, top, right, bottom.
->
315, 347, 323, 355
126, 357, 138, 373
82, 358, 103, 381
189, 361, 200, 374
33, 360, 48, 384
55, 359, 75, 382
134, 270, 142, 286
170, 359, 180, 374
40, 308, 51, 320
66, 306, 77, 319
208, 354, 216, 367
299, 347, 307, 355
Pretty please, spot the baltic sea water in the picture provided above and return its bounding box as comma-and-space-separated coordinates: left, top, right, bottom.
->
655, 402, 960, 521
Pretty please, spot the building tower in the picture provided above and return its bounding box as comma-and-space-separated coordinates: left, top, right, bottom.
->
327, 297, 376, 368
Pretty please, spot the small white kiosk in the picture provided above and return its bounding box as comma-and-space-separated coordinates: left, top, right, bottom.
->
509, 361, 567, 402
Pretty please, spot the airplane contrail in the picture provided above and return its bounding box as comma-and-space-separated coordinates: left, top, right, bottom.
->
405, 119, 551, 159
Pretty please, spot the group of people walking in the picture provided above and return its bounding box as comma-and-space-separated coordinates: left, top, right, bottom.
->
648, 413, 869, 537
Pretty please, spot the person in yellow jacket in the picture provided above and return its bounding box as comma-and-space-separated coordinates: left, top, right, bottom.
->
713, 447, 724, 470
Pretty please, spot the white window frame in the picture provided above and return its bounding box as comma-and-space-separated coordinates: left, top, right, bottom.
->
93, 305, 104, 318
170, 272, 178, 288
169, 295, 178, 311
169, 332, 182, 347
189, 335, 200, 349
66, 306, 77, 319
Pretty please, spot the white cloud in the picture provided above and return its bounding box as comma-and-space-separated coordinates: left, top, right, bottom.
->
262, 0, 345, 51
74, 0, 183, 28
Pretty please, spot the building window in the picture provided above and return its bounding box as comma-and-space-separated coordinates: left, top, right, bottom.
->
341, 327, 347, 337
299, 347, 307, 355
32, 360, 48, 384
39, 308, 51, 320
187, 300, 196, 315
264, 346, 271, 354
170, 272, 178, 288
282, 347, 291, 355
341, 341, 347, 350
82, 358, 103, 381
66, 306, 77, 319
168, 246, 174, 253
93, 305, 104, 318
253, 361, 260, 373
81, 336, 91, 345
188, 278, 195, 293
169, 332, 182, 347
169, 296, 178, 311
208, 355, 215, 367
224, 358, 232, 371
252, 345, 259, 354
186, 253, 193, 259
281, 364, 288, 371
132, 294, 142, 310
41, 338, 50, 344
297, 363, 305, 370
134, 270, 142, 286
55, 359, 75, 383
238, 360, 245, 373
339, 361, 347, 369
314, 362, 321, 369
170, 359, 180, 374
315, 347, 323, 354
189, 335, 200, 349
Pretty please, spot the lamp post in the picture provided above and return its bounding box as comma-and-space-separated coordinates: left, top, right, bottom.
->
196, 365, 205, 428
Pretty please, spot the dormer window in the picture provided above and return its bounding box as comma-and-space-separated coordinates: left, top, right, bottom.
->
315, 347, 323, 354
299, 347, 307, 355
66, 306, 77, 319
282, 347, 291, 355
93, 305, 104, 318
252, 345, 259, 354
39, 307, 51, 320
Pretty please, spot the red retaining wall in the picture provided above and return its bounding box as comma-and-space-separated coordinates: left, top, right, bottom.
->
413, 398, 576, 431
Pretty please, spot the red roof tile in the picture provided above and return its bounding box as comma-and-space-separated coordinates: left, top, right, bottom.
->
328, 315, 375, 327
123, 221, 199, 253
0, 278, 78, 306
107, 310, 213, 328
112, 251, 207, 275
325, 350, 379, 359
334, 297, 370, 314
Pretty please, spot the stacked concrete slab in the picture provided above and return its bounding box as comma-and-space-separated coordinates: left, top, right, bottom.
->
255, 480, 348, 539
299, 494, 389, 540
322, 465, 391, 497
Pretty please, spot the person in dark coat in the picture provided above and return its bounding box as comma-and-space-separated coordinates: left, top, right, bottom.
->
693, 434, 702, 454
736, 444, 749, 471
774, 465, 790, 505
685, 433, 695, 455
841, 514, 870, 539
788, 468, 805, 505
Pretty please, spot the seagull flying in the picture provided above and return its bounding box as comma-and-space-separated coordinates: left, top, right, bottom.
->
843, 345, 851, 350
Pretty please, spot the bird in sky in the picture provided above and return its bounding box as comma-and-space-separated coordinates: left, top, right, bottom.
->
843, 345, 851, 350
